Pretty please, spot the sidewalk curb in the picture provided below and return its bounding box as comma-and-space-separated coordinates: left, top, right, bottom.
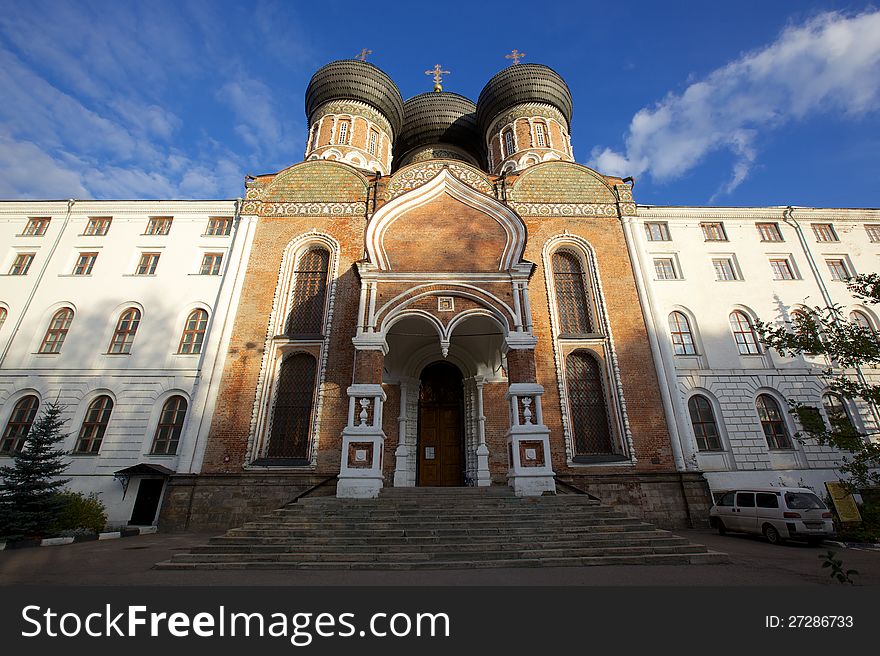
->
0, 526, 157, 551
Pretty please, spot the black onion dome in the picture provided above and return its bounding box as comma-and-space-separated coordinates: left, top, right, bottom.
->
396, 92, 481, 162
305, 60, 405, 136
476, 63, 573, 132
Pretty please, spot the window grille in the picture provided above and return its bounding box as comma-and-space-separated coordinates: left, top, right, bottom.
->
109, 308, 140, 354
668, 311, 696, 354
757, 223, 783, 242
200, 253, 223, 275
729, 311, 760, 354
151, 396, 187, 455
850, 310, 875, 334
826, 259, 849, 281
206, 218, 231, 236
178, 309, 208, 354
267, 353, 316, 460
75, 395, 113, 453
1, 395, 39, 454
10, 253, 34, 275
552, 251, 593, 334
504, 130, 514, 157
85, 217, 111, 236
368, 130, 378, 155
644, 222, 670, 241
0, 307, 6, 331
23, 218, 50, 236
336, 120, 349, 144
73, 252, 97, 275
701, 222, 727, 241
145, 217, 172, 235
822, 393, 854, 432
654, 258, 678, 280
535, 123, 547, 147
285, 248, 329, 337
812, 223, 838, 242
136, 253, 160, 275
756, 394, 792, 449
688, 395, 722, 451
769, 258, 794, 280
712, 258, 738, 281
865, 225, 880, 243
565, 351, 614, 457
39, 308, 74, 354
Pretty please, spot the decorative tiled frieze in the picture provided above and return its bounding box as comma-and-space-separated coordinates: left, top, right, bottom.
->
258, 202, 367, 217
385, 161, 493, 200
510, 202, 620, 217
486, 102, 568, 137
312, 100, 393, 138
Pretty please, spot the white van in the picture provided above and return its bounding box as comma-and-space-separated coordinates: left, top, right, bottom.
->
709, 487, 835, 546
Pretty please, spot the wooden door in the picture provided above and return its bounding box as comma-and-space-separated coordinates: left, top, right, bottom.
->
418, 362, 463, 486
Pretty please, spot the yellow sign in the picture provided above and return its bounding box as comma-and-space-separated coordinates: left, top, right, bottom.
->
825, 482, 862, 526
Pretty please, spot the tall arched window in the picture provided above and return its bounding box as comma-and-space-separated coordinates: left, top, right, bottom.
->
822, 393, 855, 431
39, 308, 74, 354
503, 129, 515, 157
336, 119, 350, 144
267, 353, 317, 461
151, 396, 187, 455
75, 395, 113, 453
553, 251, 593, 335
285, 248, 329, 337
729, 310, 760, 355
565, 350, 614, 458
535, 122, 548, 147
109, 308, 141, 354
178, 309, 209, 354
1, 395, 39, 454
668, 311, 696, 355
688, 395, 721, 451
850, 310, 875, 335
756, 394, 792, 449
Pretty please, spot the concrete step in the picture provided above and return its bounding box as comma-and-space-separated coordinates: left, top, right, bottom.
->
157, 551, 730, 570
198, 534, 689, 553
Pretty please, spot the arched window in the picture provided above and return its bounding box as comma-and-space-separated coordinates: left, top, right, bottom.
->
850, 310, 875, 335
756, 394, 792, 449
688, 395, 721, 451
729, 311, 760, 355
552, 251, 593, 335
178, 309, 209, 354
822, 393, 855, 431
75, 395, 113, 453
39, 308, 74, 354
151, 396, 187, 455
109, 308, 141, 354
503, 129, 515, 157
285, 248, 329, 337
565, 351, 614, 458
267, 353, 316, 461
336, 119, 350, 144
1, 395, 39, 454
668, 311, 696, 355
0, 307, 7, 331
535, 122, 547, 147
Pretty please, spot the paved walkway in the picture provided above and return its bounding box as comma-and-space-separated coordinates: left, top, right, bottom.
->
1, 529, 877, 586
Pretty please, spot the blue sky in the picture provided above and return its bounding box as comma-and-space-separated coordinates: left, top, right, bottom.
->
0, 0, 878, 207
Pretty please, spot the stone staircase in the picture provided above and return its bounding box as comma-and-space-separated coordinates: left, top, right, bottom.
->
155, 487, 728, 570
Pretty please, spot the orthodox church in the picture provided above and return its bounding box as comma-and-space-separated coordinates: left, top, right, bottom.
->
1, 56, 874, 531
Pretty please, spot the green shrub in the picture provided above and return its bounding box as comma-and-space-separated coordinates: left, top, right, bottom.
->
54, 492, 107, 533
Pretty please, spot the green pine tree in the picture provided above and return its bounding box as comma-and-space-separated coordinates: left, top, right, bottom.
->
0, 402, 71, 539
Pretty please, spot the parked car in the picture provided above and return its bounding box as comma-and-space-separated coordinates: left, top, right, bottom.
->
709, 487, 835, 546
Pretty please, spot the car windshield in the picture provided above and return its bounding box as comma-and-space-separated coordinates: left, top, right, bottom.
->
784, 492, 826, 510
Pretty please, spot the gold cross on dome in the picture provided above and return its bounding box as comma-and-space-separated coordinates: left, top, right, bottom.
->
505, 49, 526, 65
425, 64, 450, 92
356, 48, 372, 61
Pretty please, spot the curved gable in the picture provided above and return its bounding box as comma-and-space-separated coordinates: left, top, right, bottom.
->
264, 160, 368, 202
509, 161, 616, 204
366, 169, 525, 272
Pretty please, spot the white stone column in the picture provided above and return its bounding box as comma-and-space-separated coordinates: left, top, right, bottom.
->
475, 376, 491, 487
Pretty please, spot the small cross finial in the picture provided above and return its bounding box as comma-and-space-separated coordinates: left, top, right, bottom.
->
505, 49, 526, 65
356, 48, 372, 62
425, 63, 450, 92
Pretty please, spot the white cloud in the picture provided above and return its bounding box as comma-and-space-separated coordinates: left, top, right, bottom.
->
590, 10, 880, 197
